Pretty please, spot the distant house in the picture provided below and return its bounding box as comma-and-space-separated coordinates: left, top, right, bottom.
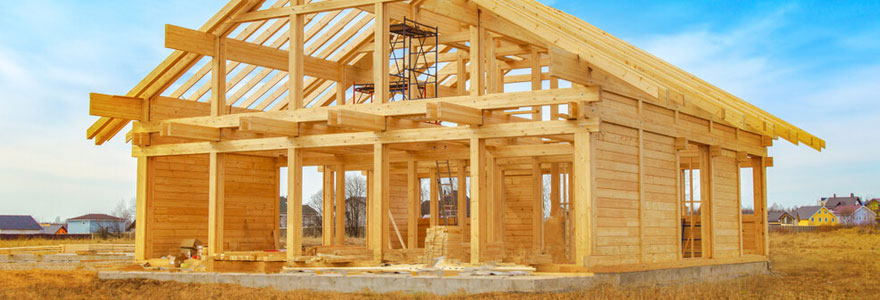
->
821, 193, 862, 209
768, 211, 795, 226
865, 199, 880, 223
41, 224, 67, 235
795, 206, 838, 226
0, 215, 43, 234
66, 214, 126, 234
832, 205, 877, 226
279, 196, 322, 229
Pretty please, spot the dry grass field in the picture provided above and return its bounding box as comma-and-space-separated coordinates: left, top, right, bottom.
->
1, 228, 878, 299
0, 237, 134, 248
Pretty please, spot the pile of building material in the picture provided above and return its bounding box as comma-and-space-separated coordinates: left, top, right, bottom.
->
422, 226, 466, 263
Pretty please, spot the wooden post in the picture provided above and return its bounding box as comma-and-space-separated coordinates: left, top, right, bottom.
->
469, 24, 484, 96
638, 128, 646, 263
457, 160, 468, 230
134, 156, 149, 262
486, 34, 498, 94
550, 163, 560, 217
532, 158, 543, 251
456, 52, 467, 96
289, 0, 305, 110
211, 36, 227, 116
322, 166, 333, 245
486, 155, 495, 242
469, 137, 486, 264
573, 131, 592, 268
429, 169, 439, 227
335, 165, 345, 245
530, 46, 542, 121
407, 160, 418, 249
373, 2, 389, 103
701, 145, 715, 258
208, 152, 225, 257
368, 143, 390, 260
753, 156, 768, 256
337, 64, 346, 105
286, 148, 303, 259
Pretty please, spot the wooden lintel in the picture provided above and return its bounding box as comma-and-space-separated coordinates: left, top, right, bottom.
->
329, 109, 386, 131
89, 93, 144, 121
160, 122, 221, 141
426, 102, 483, 126
736, 151, 750, 163
491, 143, 572, 158
239, 116, 299, 136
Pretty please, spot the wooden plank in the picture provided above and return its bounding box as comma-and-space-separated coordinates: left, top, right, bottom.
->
89, 93, 144, 120
239, 116, 299, 136
426, 102, 483, 126
160, 122, 220, 141
287, 148, 303, 259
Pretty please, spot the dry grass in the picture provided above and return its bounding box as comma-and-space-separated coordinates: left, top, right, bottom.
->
0, 238, 134, 248
1, 228, 878, 299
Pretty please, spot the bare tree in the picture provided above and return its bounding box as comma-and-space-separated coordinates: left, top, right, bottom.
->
344, 174, 367, 237
111, 198, 134, 226
308, 189, 324, 227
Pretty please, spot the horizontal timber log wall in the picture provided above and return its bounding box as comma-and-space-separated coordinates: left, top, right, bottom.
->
148, 154, 277, 258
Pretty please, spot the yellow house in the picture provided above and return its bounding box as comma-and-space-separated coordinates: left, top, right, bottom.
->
795, 206, 838, 226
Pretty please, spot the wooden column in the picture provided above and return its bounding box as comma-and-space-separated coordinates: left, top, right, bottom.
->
701, 146, 715, 258
208, 152, 225, 257
456, 52, 467, 96
289, 1, 305, 110
469, 138, 486, 264
493, 162, 504, 242
134, 156, 150, 262
486, 34, 498, 94
429, 169, 439, 226
286, 148, 303, 259
368, 144, 390, 260
753, 156, 768, 256
373, 2, 389, 103
457, 161, 468, 230
335, 166, 346, 245
532, 158, 543, 251
322, 166, 333, 245
530, 46, 542, 121
407, 160, 418, 248
486, 155, 495, 242
550, 163, 560, 217
469, 24, 484, 96
573, 131, 592, 268
337, 65, 346, 105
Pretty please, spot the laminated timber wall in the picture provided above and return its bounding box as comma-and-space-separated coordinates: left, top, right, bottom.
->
502, 174, 536, 259
713, 149, 741, 258
147, 154, 277, 258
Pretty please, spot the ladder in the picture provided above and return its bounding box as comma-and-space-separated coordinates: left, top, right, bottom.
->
435, 160, 458, 226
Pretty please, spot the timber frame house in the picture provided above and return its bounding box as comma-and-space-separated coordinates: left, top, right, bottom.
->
88, 0, 823, 272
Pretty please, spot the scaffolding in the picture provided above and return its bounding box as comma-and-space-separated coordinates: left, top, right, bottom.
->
354, 17, 438, 103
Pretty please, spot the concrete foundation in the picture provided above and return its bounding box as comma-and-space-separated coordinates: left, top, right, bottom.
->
98, 261, 769, 295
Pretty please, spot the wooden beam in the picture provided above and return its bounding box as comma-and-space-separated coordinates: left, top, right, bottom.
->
160, 122, 220, 141
469, 137, 486, 264
293, 0, 403, 15
334, 165, 346, 245
287, 148, 304, 259
165, 24, 351, 82
136, 119, 600, 156
573, 131, 591, 268
491, 143, 572, 158
548, 47, 591, 86
207, 152, 225, 257
328, 109, 386, 131
426, 102, 483, 126
234, 7, 290, 23
239, 116, 299, 136
89, 93, 144, 120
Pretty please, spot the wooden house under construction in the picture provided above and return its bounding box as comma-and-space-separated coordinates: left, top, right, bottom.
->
87, 0, 824, 273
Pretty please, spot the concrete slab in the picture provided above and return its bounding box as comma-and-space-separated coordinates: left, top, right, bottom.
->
98, 261, 769, 295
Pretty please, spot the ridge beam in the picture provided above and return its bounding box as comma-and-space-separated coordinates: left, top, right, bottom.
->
426, 102, 483, 126
328, 109, 386, 131
293, 0, 404, 15
239, 116, 300, 136
161, 122, 221, 141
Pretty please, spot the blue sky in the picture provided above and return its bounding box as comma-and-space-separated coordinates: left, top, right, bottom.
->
0, 1, 877, 221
